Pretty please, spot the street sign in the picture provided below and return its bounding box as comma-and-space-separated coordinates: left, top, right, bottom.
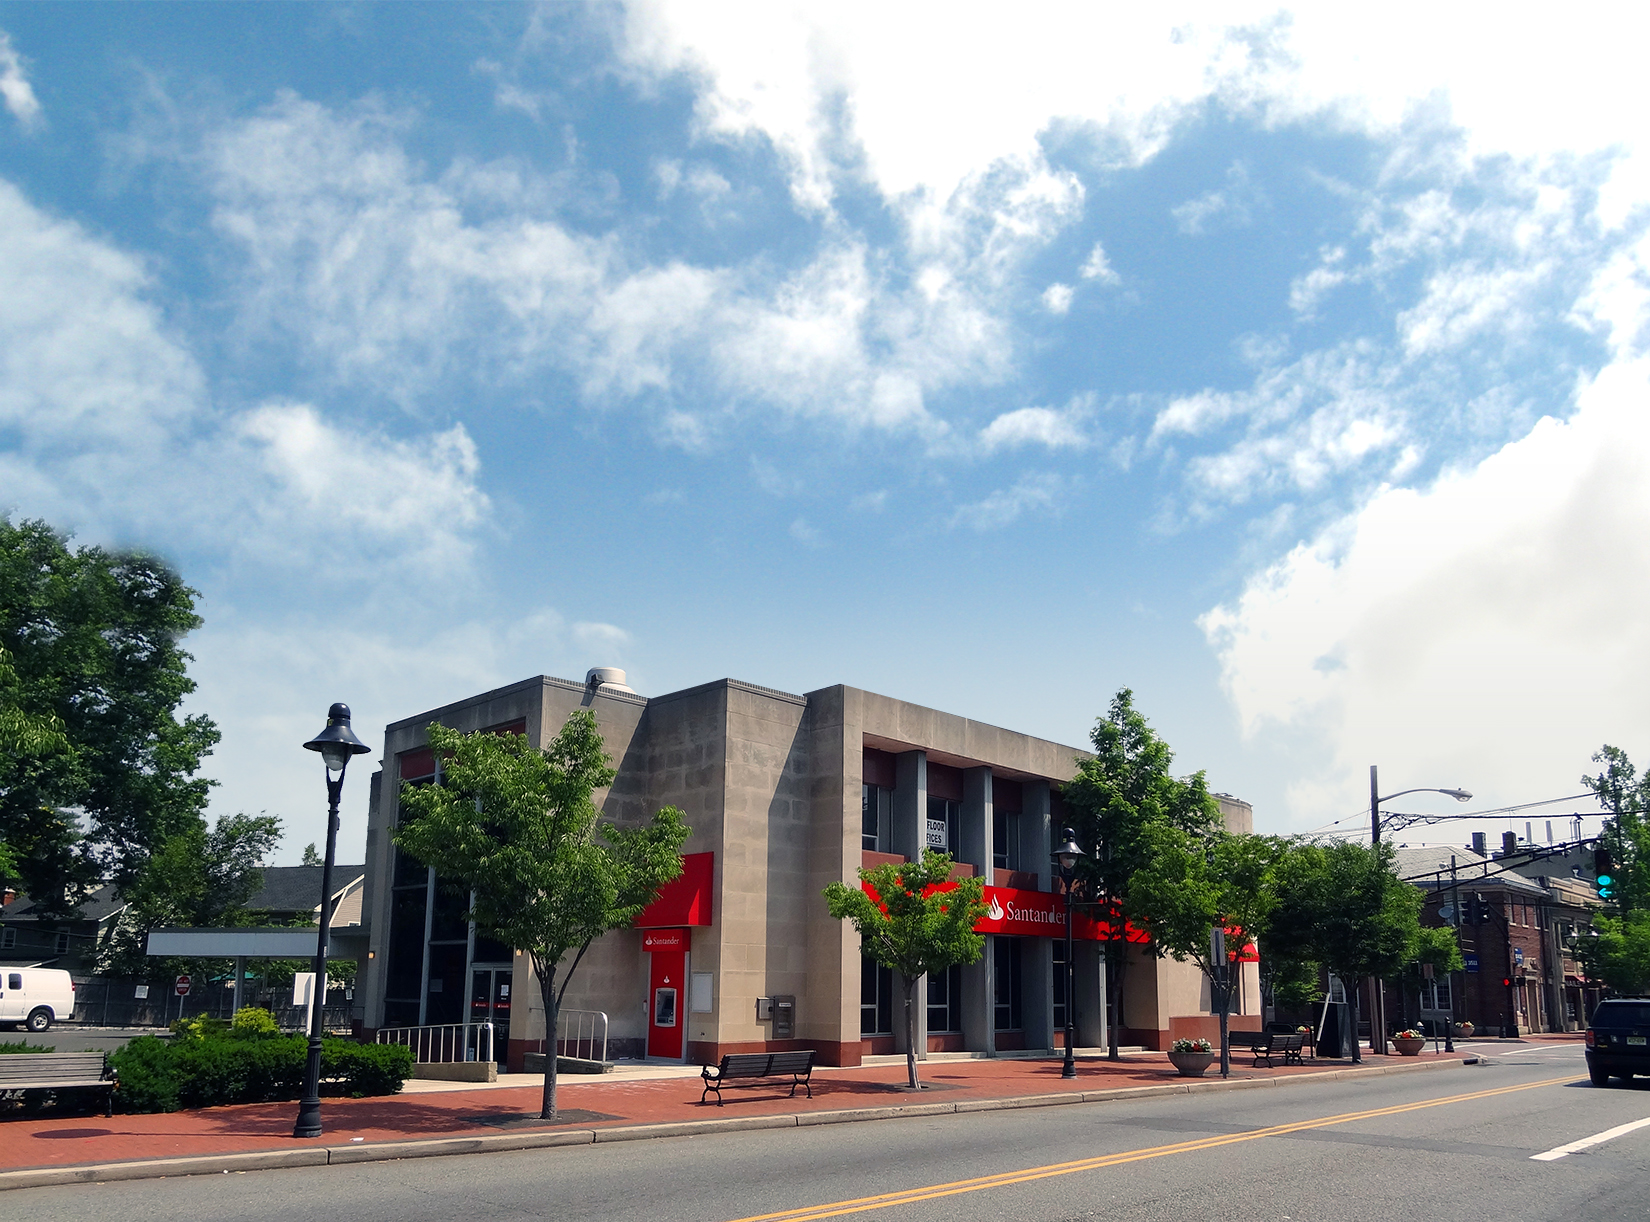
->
175, 975, 191, 996
1514, 946, 1525, 966
1464, 953, 1480, 974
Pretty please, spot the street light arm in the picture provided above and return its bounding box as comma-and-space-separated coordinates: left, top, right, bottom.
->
1375, 786, 1474, 806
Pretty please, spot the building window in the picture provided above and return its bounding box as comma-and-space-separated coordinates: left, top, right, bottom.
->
0, 927, 14, 949
54, 930, 70, 954
1052, 940, 1067, 1032
861, 954, 893, 1036
862, 785, 890, 852
926, 797, 961, 855
993, 938, 1023, 1031
1420, 978, 1451, 1011
993, 812, 1020, 871
927, 963, 963, 1033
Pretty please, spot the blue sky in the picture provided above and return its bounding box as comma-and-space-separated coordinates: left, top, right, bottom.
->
4, 3, 1648, 863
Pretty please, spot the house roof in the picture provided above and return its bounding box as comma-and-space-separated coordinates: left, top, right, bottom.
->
1393, 845, 1551, 897
1, 883, 127, 923
248, 865, 365, 915
2, 866, 367, 924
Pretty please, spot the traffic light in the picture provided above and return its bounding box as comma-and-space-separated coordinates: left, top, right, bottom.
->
1595, 847, 1616, 901
1502, 976, 1513, 988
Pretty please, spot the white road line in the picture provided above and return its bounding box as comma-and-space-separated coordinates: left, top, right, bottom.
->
1531, 1115, 1650, 1160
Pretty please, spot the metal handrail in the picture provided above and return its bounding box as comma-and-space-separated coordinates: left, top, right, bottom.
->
556, 1008, 608, 1063
376, 1021, 494, 1064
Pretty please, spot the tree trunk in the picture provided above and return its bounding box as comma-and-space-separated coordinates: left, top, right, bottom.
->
536, 960, 560, 1120
901, 973, 919, 1089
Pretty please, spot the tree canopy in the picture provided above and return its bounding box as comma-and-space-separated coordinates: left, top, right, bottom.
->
395, 712, 689, 1119
1061, 687, 1220, 1056
824, 850, 987, 1089
0, 518, 219, 914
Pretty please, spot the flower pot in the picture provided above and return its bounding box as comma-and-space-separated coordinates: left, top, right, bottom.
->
1168, 1050, 1215, 1076
1392, 1036, 1425, 1056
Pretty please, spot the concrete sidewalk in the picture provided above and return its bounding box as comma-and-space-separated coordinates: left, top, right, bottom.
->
0, 1047, 1484, 1191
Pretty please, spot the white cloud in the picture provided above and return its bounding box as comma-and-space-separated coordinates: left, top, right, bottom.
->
233, 403, 491, 571
789, 516, 823, 546
1199, 359, 1650, 827
1079, 242, 1120, 285
978, 398, 1092, 453
0, 175, 492, 575
0, 31, 40, 130
1042, 282, 1074, 314
1172, 161, 1260, 235
950, 472, 1067, 531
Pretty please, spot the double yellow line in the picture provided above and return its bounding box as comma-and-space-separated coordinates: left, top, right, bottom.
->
725, 1074, 1577, 1222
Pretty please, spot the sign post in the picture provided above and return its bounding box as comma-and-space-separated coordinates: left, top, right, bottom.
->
175, 974, 191, 1024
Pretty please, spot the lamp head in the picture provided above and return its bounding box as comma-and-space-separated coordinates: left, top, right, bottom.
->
304, 702, 371, 775
1051, 827, 1085, 875
1444, 788, 1473, 802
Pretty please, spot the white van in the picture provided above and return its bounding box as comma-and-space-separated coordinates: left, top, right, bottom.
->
0, 967, 76, 1032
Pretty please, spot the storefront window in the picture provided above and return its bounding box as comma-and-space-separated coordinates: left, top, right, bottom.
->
928, 963, 962, 1033
1052, 941, 1067, 1032
994, 939, 1023, 1031
993, 813, 1020, 870
861, 954, 893, 1035
862, 785, 890, 852
927, 797, 961, 855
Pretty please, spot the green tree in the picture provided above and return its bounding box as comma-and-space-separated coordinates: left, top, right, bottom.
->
1062, 689, 1221, 1059
0, 518, 219, 914
300, 843, 322, 867
1126, 829, 1286, 1075
1586, 911, 1650, 994
1268, 841, 1427, 1063
100, 812, 284, 976
1582, 745, 1650, 913
824, 850, 987, 1089
395, 713, 689, 1120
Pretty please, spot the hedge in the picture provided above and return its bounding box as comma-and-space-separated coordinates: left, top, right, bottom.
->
109, 1033, 413, 1114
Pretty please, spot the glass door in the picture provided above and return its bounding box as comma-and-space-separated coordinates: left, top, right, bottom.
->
469, 967, 511, 1064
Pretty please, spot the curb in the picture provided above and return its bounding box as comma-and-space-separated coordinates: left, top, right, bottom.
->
0, 1057, 1473, 1192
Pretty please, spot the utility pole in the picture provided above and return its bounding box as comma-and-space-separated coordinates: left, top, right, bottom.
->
1369, 765, 1388, 1055
1446, 855, 1459, 1052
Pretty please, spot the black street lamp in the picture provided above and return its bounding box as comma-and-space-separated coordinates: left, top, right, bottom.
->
293, 703, 370, 1140
1052, 827, 1086, 1080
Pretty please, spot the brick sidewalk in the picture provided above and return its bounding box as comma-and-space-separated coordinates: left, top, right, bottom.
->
0, 1048, 1464, 1177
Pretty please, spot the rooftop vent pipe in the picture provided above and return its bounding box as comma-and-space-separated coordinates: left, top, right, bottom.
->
585, 667, 637, 695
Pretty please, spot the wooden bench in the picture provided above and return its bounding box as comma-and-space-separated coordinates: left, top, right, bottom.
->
0, 1052, 117, 1116
700, 1050, 816, 1106
1227, 1030, 1307, 1068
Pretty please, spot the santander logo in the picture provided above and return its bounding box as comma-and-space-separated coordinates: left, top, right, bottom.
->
987, 896, 1005, 921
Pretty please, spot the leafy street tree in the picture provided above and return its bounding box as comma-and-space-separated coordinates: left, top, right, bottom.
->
300, 842, 323, 866
0, 518, 219, 914
824, 850, 987, 1090
1583, 745, 1650, 914
99, 812, 284, 976
1126, 829, 1286, 1075
1062, 688, 1221, 1059
1587, 910, 1650, 995
1267, 841, 1433, 1063
395, 712, 689, 1120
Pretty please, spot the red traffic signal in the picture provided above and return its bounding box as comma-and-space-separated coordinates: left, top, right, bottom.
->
1501, 976, 1512, 988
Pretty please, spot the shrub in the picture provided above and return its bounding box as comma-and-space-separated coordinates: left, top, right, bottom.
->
110, 1032, 412, 1113
0, 1039, 54, 1054
230, 1006, 279, 1037
1170, 1037, 1213, 1053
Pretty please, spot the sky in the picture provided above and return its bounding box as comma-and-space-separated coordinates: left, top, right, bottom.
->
3, 2, 1648, 865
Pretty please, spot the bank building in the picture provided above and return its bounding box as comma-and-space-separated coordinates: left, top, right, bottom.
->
357, 669, 1258, 1069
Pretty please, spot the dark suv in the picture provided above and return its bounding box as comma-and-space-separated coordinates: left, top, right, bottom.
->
1585, 998, 1650, 1084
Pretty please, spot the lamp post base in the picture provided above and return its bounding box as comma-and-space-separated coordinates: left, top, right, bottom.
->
292, 1095, 322, 1139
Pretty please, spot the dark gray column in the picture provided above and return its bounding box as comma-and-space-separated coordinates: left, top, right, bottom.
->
961, 766, 992, 877
892, 750, 927, 863
1076, 940, 1106, 1048
1021, 780, 1052, 891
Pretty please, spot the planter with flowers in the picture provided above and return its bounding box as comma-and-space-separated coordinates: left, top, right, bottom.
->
1457, 1021, 1474, 1038
1391, 1028, 1426, 1056
1168, 1037, 1215, 1076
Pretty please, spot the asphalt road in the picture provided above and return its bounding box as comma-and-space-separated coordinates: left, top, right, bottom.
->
12, 1043, 1650, 1222
1, 1025, 165, 1054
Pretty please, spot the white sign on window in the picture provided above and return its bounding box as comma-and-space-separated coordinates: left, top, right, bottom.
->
926, 818, 948, 850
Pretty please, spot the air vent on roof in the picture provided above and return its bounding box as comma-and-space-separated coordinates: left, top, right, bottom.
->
585, 667, 638, 695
